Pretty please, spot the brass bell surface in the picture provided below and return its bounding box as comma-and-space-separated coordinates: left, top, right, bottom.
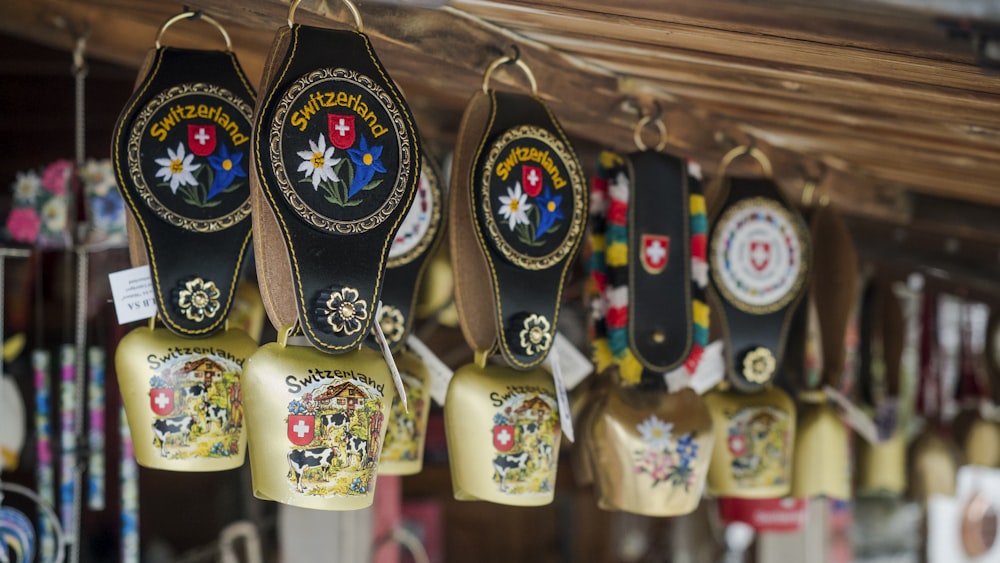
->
378, 351, 432, 476
790, 398, 850, 499
444, 363, 561, 506
954, 408, 1000, 468
116, 324, 257, 471
704, 386, 796, 498
907, 428, 959, 502
243, 343, 395, 510
590, 386, 714, 517
855, 430, 906, 496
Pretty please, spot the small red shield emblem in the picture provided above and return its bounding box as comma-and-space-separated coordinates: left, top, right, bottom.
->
521, 165, 544, 197
328, 114, 356, 149
150, 388, 174, 416
493, 424, 516, 452
641, 234, 670, 274
287, 415, 315, 446
749, 241, 771, 272
187, 124, 217, 157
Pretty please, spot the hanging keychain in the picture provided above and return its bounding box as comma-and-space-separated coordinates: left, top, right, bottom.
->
244, 0, 418, 510
704, 145, 807, 499
584, 107, 715, 517
112, 10, 259, 471
444, 50, 587, 506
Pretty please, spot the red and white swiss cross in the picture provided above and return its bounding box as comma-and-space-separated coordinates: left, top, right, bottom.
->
493, 424, 515, 452
150, 388, 175, 416
521, 165, 544, 197
187, 124, 217, 157
328, 114, 356, 150
287, 414, 315, 446
640, 234, 670, 274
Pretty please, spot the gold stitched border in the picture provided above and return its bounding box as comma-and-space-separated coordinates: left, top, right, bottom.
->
127, 83, 253, 233
478, 125, 586, 271
386, 155, 442, 268
709, 196, 810, 315
269, 68, 411, 235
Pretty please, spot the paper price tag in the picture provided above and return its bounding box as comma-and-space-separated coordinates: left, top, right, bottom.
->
405, 334, 453, 407
551, 332, 593, 390
546, 345, 575, 443
373, 303, 407, 412
824, 385, 881, 444
108, 266, 156, 324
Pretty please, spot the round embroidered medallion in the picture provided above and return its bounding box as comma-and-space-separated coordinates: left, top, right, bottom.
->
387, 156, 441, 268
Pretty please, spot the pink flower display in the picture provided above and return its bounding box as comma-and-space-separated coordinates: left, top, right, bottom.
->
41, 160, 73, 196
6, 207, 42, 243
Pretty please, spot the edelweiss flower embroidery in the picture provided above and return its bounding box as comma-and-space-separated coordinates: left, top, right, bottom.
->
499, 182, 531, 231
177, 278, 221, 322
323, 287, 369, 336
297, 134, 341, 190
519, 314, 552, 356
534, 187, 563, 240
347, 135, 386, 198
154, 143, 199, 193
206, 142, 247, 200
637, 416, 673, 451
13, 171, 41, 204
377, 305, 405, 343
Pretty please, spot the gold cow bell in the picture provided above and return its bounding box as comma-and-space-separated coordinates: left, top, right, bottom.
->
790, 394, 850, 499
445, 363, 561, 506
856, 430, 906, 496
954, 408, 1000, 468
907, 428, 959, 502
590, 386, 714, 517
704, 386, 796, 498
116, 322, 257, 471
243, 341, 394, 510
378, 350, 432, 476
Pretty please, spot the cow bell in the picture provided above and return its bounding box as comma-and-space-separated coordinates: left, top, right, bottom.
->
856, 430, 906, 496
444, 363, 561, 506
907, 428, 960, 502
242, 340, 394, 510
704, 386, 796, 498
790, 393, 850, 499
378, 350, 432, 476
115, 321, 257, 471
589, 386, 714, 517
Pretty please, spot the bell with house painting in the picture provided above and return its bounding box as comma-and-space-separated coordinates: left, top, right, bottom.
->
111, 10, 258, 471
243, 331, 394, 510
442, 54, 587, 506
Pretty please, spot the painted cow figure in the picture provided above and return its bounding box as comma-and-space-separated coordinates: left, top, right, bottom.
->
344, 432, 368, 467
203, 404, 228, 430
287, 447, 336, 493
320, 412, 349, 436
493, 451, 530, 491
152, 415, 194, 456
180, 384, 207, 403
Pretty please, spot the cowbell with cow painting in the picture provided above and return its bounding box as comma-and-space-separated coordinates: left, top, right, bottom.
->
704, 146, 810, 498
443, 54, 587, 506
242, 0, 418, 510
582, 138, 715, 517
111, 11, 258, 471
376, 152, 446, 476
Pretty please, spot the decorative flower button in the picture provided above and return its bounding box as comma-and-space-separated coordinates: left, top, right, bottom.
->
519, 314, 552, 356
177, 278, 221, 322
320, 287, 369, 336
742, 347, 776, 384
377, 305, 405, 344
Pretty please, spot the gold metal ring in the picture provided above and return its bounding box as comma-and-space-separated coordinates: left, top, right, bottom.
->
633, 115, 668, 152
717, 145, 773, 178
155, 11, 232, 52
288, 0, 364, 32
278, 322, 300, 348
481, 55, 538, 96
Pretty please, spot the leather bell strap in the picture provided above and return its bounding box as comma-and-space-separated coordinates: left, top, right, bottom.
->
588, 150, 708, 387
709, 176, 811, 393
449, 89, 586, 369
251, 23, 420, 353
112, 45, 255, 337
370, 153, 446, 354
858, 279, 905, 440
916, 292, 943, 419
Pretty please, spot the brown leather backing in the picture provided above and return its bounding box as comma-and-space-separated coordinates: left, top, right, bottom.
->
809, 205, 858, 388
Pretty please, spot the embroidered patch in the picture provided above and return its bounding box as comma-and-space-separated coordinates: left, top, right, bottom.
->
710, 197, 808, 314
640, 234, 670, 274
478, 125, 585, 271
176, 277, 222, 322
268, 68, 412, 235
387, 158, 441, 268
742, 346, 776, 384
127, 83, 253, 233
317, 286, 369, 336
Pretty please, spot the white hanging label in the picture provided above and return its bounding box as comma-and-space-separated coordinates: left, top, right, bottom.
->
550, 332, 593, 390
405, 334, 453, 407
108, 265, 156, 324
663, 340, 725, 394
546, 345, 575, 443
824, 385, 881, 444
373, 302, 407, 412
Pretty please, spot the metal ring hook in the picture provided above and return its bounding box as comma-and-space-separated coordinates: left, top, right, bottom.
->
717, 144, 774, 178
481, 53, 538, 96
633, 115, 668, 152
288, 0, 364, 33
155, 11, 233, 52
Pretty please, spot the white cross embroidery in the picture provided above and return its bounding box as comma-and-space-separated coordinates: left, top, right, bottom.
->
496, 428, 512, 446
153, 391, 170, 410
751, 245, 769, 267
292, 419, 311, 438
646, 240, 667, 265
194, 127, 210, 145
335, 118, 350, 137
526, 169, 540, 187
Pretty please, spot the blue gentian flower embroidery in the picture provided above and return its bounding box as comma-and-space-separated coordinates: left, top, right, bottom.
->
534, 187, 563, 240
206, 143, 246, 200
346, 135, 386, 198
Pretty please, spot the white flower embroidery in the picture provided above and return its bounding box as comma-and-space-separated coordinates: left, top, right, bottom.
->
636, 415, 674, 451
13, 171, 41, 204
498, 181, 532, 231
41, 197, 67, 233
154, 142, 199, 193
297, 134, 341, 190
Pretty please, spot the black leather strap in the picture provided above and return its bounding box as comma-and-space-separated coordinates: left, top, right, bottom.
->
709, 178, 811, 393
468, 91, 587, 369
627, 151, 692, 372
112, 47, 255, 337
252, 25, 420, 352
